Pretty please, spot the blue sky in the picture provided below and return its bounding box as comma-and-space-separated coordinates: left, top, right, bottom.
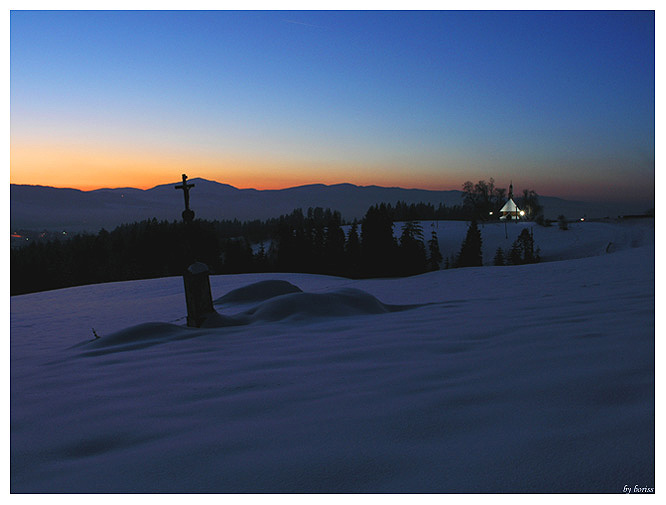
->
10, 10, 655, 203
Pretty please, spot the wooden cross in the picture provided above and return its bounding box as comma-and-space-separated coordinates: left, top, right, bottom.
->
175, 174, 195, 210
175, 174, 195, 223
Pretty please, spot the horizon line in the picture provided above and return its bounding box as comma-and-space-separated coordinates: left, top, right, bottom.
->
9, 178, 655, 206
11, 178, 465, 194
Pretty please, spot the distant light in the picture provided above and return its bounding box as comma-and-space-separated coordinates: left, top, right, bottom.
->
580, 218, 585, 221
519, 210, 525, 216
489, 211, 493, 215
62, 231, 67, 235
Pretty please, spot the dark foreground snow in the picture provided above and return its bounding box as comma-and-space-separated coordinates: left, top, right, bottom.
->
10, 224, 654, 492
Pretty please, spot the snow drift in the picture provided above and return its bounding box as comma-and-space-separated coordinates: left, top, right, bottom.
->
83, 284, 426, 353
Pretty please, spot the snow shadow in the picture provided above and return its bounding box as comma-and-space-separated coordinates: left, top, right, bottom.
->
80, 281, 426, 354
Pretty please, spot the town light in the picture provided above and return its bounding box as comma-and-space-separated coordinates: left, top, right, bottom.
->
519, 210, 525, 216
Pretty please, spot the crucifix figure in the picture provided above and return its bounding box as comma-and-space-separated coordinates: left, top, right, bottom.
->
175, 173, 195, 223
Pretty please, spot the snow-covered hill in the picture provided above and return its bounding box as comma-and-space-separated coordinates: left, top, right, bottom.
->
10, 222, 654, 492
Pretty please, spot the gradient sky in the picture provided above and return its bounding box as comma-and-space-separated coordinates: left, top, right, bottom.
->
10, 10, 655, 202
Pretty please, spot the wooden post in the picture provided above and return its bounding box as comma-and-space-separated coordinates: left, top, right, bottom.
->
183, 262, 214, 327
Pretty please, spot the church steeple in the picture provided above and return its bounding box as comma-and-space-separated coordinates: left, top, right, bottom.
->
499, 180, 522, 221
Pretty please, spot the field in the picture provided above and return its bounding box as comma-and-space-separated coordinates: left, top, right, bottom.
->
10, 219, 654, 492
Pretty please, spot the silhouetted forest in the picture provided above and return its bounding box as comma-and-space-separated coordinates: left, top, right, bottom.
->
11, 182, 550, 295
11, 201, 467, 295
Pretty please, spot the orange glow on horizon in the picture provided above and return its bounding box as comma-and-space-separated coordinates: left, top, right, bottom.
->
9, 140, 653, 203
10, 140, 463, 193
12, 172, 463, 193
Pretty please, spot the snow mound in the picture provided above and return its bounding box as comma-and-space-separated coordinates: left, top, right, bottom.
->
240, 287, 400, 322
214, 279, 303, 305
82, 286, 420, 350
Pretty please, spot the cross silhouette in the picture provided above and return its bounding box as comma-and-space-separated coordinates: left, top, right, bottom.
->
175, 174, 195, 222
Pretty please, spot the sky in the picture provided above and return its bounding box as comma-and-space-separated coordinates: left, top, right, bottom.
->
9, 9, 655, 203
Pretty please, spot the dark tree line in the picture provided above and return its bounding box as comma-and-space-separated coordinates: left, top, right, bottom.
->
389, 201, 469, 221
12, 185, 546, 295
11, 204, 445, 295
493, 228, 541, 266
11, 219, 226, 295
270, 204, 442, 279
446, 220, 541, 269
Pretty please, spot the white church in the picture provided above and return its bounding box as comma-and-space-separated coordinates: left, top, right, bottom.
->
499, 182, 525, 220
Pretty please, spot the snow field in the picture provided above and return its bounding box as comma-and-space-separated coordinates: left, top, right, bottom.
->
10, 221, 654, 492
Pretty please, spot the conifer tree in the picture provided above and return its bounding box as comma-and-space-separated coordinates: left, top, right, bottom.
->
345, 220, 361, 277
361, 204, 397, 277
427, 230, 443, 271
255, 241, 268, 272
518, 228, 535, 263
509, 240, 522, 265
398, 221, 427, 276
507, 228, 539, 265
493, 247, 505, 266
311, 225, 325, 271
457, 220, 483, 267
323, 212, 345, 275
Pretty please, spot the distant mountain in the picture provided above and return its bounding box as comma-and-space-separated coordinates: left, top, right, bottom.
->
10, 178, 651, 232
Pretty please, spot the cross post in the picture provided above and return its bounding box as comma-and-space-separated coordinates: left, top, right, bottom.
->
175, 173, 195, 223
175, 174, 214, 326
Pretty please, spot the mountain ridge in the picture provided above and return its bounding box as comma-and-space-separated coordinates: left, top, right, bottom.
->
11, 178, 651, 232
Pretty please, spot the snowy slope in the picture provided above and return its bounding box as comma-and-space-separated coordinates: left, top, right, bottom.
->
386, 218, 654, 265
10, 224, 654, 492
